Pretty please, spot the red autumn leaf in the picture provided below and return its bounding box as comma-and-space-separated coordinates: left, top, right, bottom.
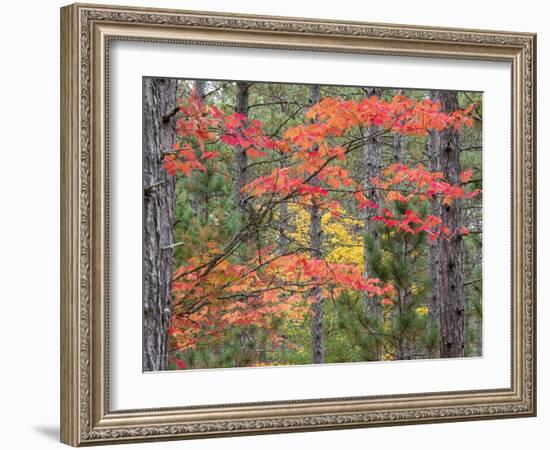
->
207, 105, 224, 119
180, 161, 192, 176
459, 226, 470, 235
202, 151, 219, 160
429, 231, 441, 241
298, 185, 328, 197
175, 359, 187, 370
224, 112, 247, 129
163, 158, 178, 176
386, 191, 408, 203
354, 191, 378, 209
466, 188, 481, 199
246, 148, 267, 159
221, 133, 240, 146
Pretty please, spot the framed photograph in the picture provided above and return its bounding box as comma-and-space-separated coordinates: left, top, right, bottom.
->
60, 3, 536, 446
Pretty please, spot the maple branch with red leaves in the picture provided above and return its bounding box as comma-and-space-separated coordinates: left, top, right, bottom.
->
156, 86, 480, 367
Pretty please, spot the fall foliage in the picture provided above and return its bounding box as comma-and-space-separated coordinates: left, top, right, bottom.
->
143, 79, 483, 370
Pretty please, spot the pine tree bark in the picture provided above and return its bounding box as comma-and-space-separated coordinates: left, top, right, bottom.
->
393, 90, 405, 164
233, 82, 254, 365
194, 79, 206, 99
363, 88, 382, 359
435, 91, 465, 358
427, 127, 441, 339
393, 133, 404, 163
309, 84, 325, 364
143, 78, 178, 371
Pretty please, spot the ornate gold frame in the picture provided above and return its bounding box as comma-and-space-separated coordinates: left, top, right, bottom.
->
60, 3, 536, 446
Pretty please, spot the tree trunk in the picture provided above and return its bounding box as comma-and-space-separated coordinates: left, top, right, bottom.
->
393, 133, 404, 163
363, 88, 382, 359
309, 85, 325, 364
436, 91, 465, 358
234, 82, 250, 215
143, 78, 178, 371
427, 127, 441, 341
233, 82, 254, 365
393, 90, 405, 164
194, 79, 206, 99
279, 200, 289, 253
189, 80, 206, 219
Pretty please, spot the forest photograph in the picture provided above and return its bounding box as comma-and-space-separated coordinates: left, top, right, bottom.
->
142, 77, 483, 372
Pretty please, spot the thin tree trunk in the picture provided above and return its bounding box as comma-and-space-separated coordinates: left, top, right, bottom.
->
436, 91, 465, 358
476, 310, 483, 356
189, 80, 206, 219
143, 78, 178, 371
393, 126, 411, 359
278, 141, 290, 253
393, 90, 405, 164
233, 81, 254, 365
393, 133, 404, 163
363, 88, 382, 359
309, 84, 324, 364
194, 79, 206, 99
234, 81, 250, 215
279, 200, 289, 253
427, 127, 441, 348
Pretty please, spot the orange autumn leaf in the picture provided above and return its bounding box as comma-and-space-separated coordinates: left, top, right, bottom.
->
460, 169, 474, 183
